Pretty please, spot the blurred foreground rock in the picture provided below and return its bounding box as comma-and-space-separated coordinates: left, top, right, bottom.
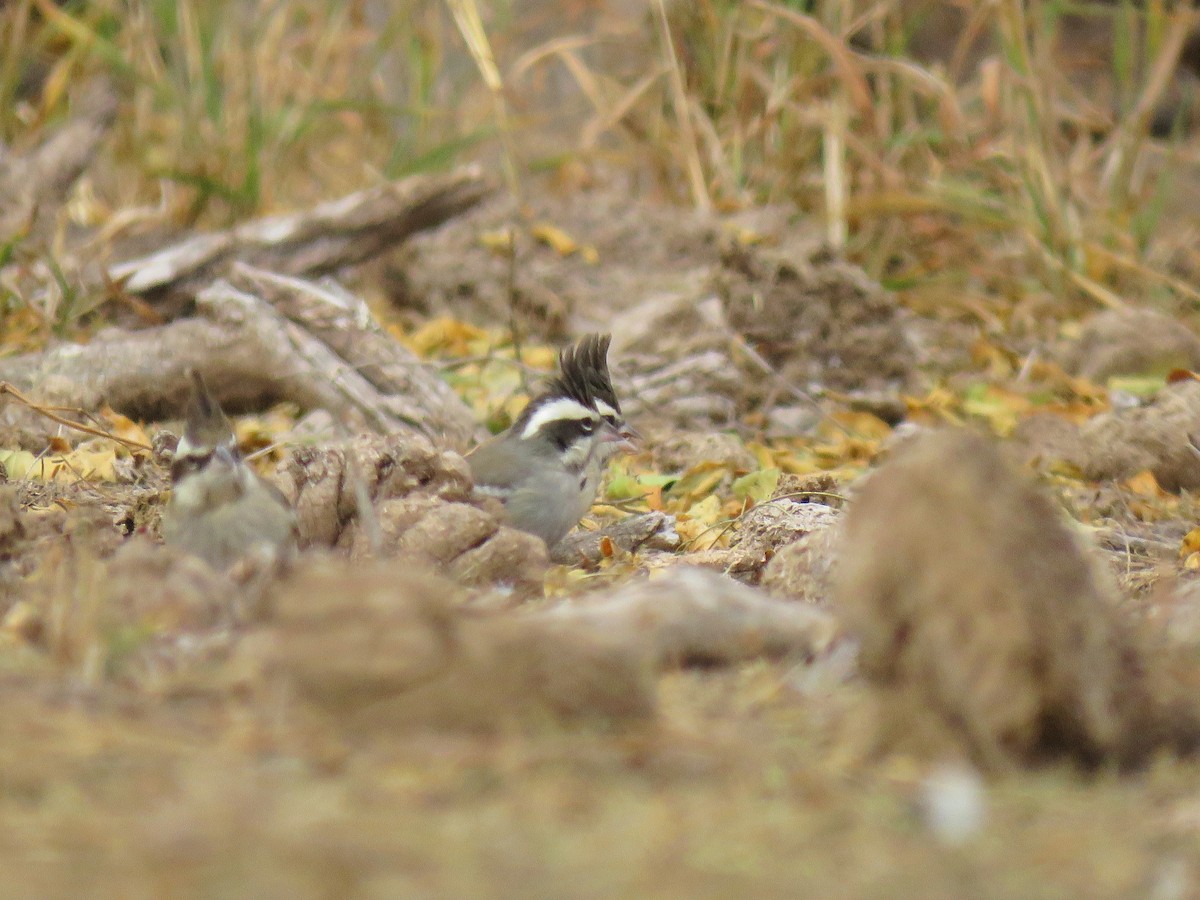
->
834, 428, 1200, 771
246, 561, 836, 735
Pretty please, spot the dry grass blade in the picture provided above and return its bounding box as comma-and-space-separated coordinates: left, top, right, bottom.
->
581, 68, 666, 150
1087, 241, 1200, 307
445, 0, 520, 201
823, 95, 848, 249
747, 0, 874, 125
1100, 8, 1197, 197
0, 382, 152, 451
653, 0, 711, 212
1027, 235, 1127, 311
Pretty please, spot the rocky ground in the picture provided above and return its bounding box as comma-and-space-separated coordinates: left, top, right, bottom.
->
4, 1, 1200, 896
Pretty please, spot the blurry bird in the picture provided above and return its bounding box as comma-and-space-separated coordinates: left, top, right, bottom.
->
161, 370, 297, 570
467, 334, 638, 546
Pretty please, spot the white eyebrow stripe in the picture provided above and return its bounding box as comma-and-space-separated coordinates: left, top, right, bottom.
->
520, 397, 597, 439
594, 399, 618, 419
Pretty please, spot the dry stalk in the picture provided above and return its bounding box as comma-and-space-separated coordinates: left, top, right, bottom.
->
0, 382, 152, 452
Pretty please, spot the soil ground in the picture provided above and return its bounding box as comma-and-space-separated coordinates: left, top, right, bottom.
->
4, 2, 1200, 897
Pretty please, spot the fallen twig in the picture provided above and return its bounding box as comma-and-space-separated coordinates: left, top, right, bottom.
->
107, 166, 493, 303
0, 382, 152, 452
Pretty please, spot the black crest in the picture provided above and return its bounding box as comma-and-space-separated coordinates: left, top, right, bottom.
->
183, 370, 236, 450
544, 333, 620, 413
172, 370, 238, 482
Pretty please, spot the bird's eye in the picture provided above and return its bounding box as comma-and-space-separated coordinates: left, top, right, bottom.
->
580, 419, 596, 434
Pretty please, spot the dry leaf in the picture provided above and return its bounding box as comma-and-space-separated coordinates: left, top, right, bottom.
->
1126, 470, 1164, 499
1180, 527, 1200, 558
478, 228, 515, 254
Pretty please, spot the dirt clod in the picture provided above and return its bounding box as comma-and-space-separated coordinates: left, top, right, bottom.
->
760, 519, 841, 606
250, 557, 656, 734
278, 434, 546, 594
834, 428, 1132, 770
1059, 307, 1200, 382
716, 238, 919, 392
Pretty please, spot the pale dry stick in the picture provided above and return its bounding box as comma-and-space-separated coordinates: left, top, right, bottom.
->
824, 95, 848, 250
512, 36, 606, 109
653, 0, 712, 212
443, 0, 529, 377
503, 224, 529, 396
0, 382, 153, 452
510, 37, 668, 150
107, 167, 490, 297
226, 265, 480, 446
687, 96, 741, 203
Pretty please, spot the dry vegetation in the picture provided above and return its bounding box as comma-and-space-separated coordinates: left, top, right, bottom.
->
5, 0, 1200, 896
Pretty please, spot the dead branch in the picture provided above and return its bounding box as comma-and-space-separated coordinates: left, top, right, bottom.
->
534, 566, 837, 668
228, 264, 475, 441
108, 166, 492, 300
0, 277, 481, 450
0, 80, 118, 246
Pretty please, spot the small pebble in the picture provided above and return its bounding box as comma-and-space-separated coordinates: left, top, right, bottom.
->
918, 763, 987, 846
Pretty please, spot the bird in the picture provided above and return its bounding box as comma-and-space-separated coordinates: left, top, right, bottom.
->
467, 334, 638, 547
161, 370, 298, 570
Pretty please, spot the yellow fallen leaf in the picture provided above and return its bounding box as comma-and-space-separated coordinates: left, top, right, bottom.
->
680, 493, 723, 531
531, 222, 579, 256
100, 406, 150, 448
732, 467, 780, 503
1108, 375, 1167, 399
745, 441, 777, 471
407, 317, 489, 357
724, 223, 773, 247
0, 450, 39, 480
961, 383, 1031, 436
1180, 527, 1200, 558
531, 223, 598, 263
478, 229, 514, 254
776, 453, 821, 476
1126, 470, 1164, 499
519, 345, 558, 369
1, 600, 41, 643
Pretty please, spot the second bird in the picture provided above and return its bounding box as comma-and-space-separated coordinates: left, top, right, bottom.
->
161, 370, 298, 570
